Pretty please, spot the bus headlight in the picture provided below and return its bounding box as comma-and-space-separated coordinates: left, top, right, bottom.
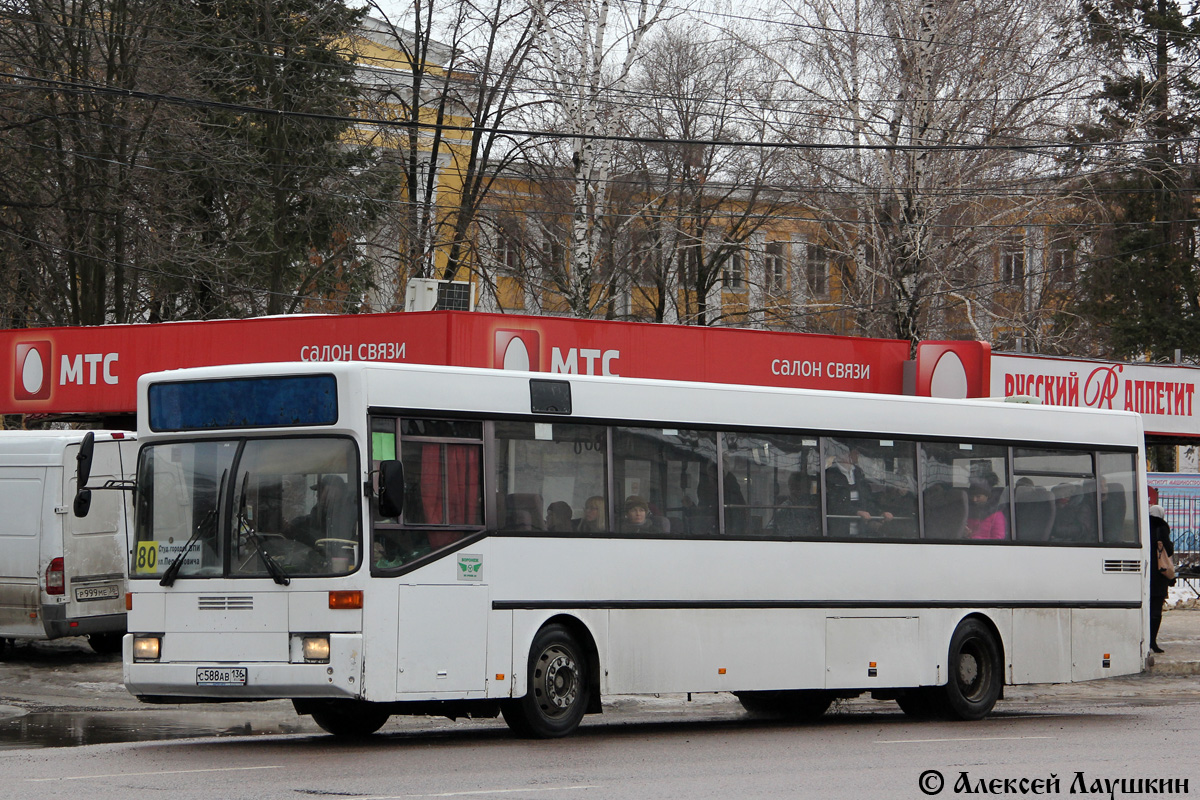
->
132, 636, 161, 661
302, 636, 330, 663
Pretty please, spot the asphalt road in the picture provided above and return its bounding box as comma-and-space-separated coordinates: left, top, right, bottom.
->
10, 602, 1200, 800
3, 634, 1200, 800
3, 687, 1200, 800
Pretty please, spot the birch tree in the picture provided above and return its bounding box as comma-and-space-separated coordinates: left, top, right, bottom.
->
528, 0, 676, 316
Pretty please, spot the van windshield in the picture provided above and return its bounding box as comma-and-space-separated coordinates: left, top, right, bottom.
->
132, 437, 360, 579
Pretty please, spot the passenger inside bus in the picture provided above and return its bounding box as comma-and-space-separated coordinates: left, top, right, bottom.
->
577, 496, 606, 532
771, 472, 819, 535
876, 480, 918, 538
1050, 482, 1097, 542
824, 446, 891, 535
545, 501, 574, 532
965, 479, 1007, 539
621, 495, 667, 534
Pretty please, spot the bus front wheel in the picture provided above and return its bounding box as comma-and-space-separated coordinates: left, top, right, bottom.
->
502, 624, 588, 738
307, 700, 390, 738
942, 618, 1002, 720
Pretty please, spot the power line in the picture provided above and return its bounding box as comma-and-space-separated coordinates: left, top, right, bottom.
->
6, 69, 1200, 155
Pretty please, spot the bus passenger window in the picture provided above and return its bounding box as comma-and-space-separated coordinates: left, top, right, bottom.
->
1097, 452, 1137, 544
723, 433, 820, 538
1013, 448, 1097, 543
824, 438, 917, 538
494, 422, 607, 534
919, 442, 1008, 541
613, 427, 717, 536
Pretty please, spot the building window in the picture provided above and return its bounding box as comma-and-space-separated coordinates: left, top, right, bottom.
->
1050, 240, 1075, 285
765, 242, 786, 294
541, 238, 565, 273
722, 249, 745, 290
1001, 237, 1025, 287
806, 243, 828, 295
677, 243, 700, 286
494, 229, 521, 273
630, 248, 656, 287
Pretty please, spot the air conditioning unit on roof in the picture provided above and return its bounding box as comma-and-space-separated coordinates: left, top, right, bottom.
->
404, 278, 476, 312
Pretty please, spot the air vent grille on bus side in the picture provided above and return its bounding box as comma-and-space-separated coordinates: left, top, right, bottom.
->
197, 596, 254, 611
1103, 560, 1142, 574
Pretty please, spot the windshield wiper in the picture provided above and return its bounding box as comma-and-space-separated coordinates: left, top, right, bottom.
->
160, 468, 226, 587
237, 473, 290, 586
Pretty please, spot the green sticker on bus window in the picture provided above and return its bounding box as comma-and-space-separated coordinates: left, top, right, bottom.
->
372, 431, 396, 461
457, 554, 483, 582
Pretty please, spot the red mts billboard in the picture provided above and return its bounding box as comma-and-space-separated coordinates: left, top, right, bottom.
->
0, 312, 913, 416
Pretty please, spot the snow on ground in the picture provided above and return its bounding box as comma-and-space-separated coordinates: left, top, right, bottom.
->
1168, 577, 1200, 608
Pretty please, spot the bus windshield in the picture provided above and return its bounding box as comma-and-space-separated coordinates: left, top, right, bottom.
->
133, 437, 360, 579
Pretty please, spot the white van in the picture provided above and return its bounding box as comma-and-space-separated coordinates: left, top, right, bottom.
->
0, 430, 135, 654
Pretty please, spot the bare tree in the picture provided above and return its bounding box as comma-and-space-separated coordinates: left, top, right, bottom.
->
526, 0, 676, 317
772, 0, 1090, 349
618, 22, 792, 325
0, 0, 177, 325
359, 0, 543, 309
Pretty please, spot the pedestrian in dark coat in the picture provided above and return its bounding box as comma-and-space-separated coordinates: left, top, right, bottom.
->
1149, 504, 1174, 653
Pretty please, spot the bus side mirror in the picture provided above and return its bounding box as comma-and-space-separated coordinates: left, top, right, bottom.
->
378, 460, 405, 518
73, 432, 95, 518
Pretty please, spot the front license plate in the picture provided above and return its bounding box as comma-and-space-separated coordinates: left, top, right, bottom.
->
196, 667, 248, 687
74, 585, 119, 602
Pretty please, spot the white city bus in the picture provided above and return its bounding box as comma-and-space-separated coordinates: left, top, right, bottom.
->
120, 362, 1148, 738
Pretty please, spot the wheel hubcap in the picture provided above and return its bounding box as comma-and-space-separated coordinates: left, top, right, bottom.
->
536, 646, 578, 716
957, 642, 985, 698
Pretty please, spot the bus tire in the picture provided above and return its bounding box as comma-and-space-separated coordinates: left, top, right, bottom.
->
502, 623, 587, 738
736, 690, 833, 720
309, 701, 390, 738
942, 618, 1003, 720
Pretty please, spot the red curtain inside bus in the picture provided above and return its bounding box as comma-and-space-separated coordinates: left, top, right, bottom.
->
418, 443, 481, 525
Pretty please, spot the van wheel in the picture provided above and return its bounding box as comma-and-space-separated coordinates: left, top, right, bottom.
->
88, 632, 123, 656
942, 618, 1003, 720
308, 700, 390, 738
502, 624, 587, 738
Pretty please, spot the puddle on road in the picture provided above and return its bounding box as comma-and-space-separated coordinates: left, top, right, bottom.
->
0, 711, 311, 750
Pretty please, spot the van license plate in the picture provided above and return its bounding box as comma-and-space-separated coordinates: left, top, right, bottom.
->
196, 667, 247, 687
75, 585, 119, 602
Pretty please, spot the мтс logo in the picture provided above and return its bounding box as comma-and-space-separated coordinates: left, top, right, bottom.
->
493, 329, 540, 372
14, 341, 51, 400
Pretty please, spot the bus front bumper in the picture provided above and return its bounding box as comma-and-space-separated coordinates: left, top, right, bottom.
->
122, 633, 364, 701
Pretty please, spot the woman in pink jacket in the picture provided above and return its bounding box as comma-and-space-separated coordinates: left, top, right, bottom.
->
966, 480, 1006, 540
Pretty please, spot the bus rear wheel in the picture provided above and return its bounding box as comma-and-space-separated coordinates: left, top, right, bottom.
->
502, 624, 588, 738
307, 700, 390, 738
942, 618, 1002, 720
735, 690, 833, 720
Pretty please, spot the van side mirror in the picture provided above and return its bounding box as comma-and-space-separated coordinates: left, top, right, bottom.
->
378, 460, 405, 519
73, 432, 95, 518
73, 489, 92, 518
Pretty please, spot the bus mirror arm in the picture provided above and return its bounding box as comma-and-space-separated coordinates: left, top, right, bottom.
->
72, 432, 96, 518
378, 460, 405, 518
